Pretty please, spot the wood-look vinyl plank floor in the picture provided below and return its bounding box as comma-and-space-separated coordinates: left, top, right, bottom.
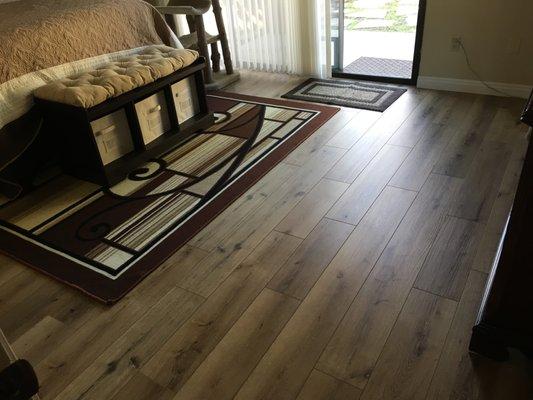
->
0, 71, 530, 400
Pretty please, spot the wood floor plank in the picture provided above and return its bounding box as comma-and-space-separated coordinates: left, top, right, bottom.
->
317, 174, 461, 389
232, 187, 416, 400
327, 144, 411, 225
326, 110, 379, 149
7, 246, 197, 397
0, 271, 48, 328
389, 94, 472, 191
56, 287, 203, 400
0, 266, 47, 305
425, 269, 486, 400
432, 96, 499, 178
177, 145, 346, 297
36, 301, 147, 398
110, 372, 175, 400
276, 178, 349, 238
284, 110, 356, 167
5, 246, 206, 352
0, 72, 528, 399
426, 270, 533, 400
0, 275, 66, 340
388, 121, 451, 191
188, 162, 299, 251
12, 316, 64, 365
296, 370, 362, 400
2, 282, 92, 359
414, 216, 482, 301
125, 245, 209, 304
268, 218, 354, 300
28, 244, 206, 399
142, 231, 301, 392
387, 91, 448, 148
225, 71, 306, 99
0, 254, 25, 284
325, 89, 428, 183
450, 140, 512, 222
485, 105, 528, 144
173, 288, 300, 400
23, 283, 93, 330
6, 246, 205, 366
471, 135, 528, 272
360, 289, 456, 400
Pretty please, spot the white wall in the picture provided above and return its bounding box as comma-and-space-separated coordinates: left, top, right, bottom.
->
418, 0, 533, 97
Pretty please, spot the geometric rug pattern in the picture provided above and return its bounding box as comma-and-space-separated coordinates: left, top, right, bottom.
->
0, 93, 337, 303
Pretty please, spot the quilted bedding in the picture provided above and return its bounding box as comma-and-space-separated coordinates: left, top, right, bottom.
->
0, 0, 182, 199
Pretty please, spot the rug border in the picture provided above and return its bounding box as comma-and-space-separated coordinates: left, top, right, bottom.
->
0, 92, 339, 304
281, 78, 407, 112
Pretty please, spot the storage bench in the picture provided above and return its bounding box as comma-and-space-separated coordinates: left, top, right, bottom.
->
34, 45, 214, 186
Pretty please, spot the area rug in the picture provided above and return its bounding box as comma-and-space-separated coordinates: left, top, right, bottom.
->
344, 57, 413, 80
0, 92, 338, 304
282, 78, 407, 112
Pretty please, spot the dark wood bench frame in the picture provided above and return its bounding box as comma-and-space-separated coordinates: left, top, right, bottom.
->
35, 57, 214, 186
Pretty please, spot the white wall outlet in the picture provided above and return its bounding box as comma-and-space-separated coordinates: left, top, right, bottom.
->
451, 36, 462, 52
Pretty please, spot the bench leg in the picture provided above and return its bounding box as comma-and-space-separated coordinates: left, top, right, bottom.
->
194, 15, 213, 84
211, 43, 221, 73
212, 0, 234, 75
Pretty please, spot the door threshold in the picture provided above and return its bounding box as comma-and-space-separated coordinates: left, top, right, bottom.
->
332, 72, 416, 86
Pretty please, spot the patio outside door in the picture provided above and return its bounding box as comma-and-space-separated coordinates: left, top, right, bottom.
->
331, 0, 426, 84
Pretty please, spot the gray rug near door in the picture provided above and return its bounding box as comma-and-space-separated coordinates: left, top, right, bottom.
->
283, 78, 407, 112
344, 57, 413, 79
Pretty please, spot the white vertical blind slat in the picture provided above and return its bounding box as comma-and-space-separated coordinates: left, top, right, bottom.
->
220, 0, 331, 77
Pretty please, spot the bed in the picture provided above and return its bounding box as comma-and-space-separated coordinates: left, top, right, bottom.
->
0, 0, 182, 199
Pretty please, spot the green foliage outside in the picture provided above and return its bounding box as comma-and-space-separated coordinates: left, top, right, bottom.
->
344, 0, 417, 33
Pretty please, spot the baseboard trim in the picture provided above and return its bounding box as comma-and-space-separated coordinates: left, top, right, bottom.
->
417, 76, 532, 99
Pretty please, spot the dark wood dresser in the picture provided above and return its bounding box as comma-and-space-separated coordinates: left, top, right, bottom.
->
469, 91, 533, 360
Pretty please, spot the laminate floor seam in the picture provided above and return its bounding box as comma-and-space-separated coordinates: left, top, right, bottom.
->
155, 236, 303, 397
421, 267, 480, 400
54, 291, 205, 399
227, 292, 305, 399
308, 180, 424, 391
273, 177, 353, 240
312, 365, 365, 391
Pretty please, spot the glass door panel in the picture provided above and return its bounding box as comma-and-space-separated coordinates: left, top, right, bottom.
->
333, 0, 425, 84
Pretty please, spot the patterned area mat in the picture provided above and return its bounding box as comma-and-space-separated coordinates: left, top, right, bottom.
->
344, 57, 413, 80
283, 79, 407, 112
0, 93, 337, 303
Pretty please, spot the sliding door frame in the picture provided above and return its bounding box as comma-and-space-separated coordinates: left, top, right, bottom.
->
332, 0, 427, 85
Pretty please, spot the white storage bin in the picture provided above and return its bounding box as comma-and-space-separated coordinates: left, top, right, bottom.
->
90, 109, 134, 165
171, 77, 200, 124
135, 91, 171, 145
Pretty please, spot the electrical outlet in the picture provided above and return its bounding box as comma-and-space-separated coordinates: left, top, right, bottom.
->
451, 36, 462, 52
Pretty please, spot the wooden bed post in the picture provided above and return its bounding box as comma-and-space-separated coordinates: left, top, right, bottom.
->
194, 15, 214, 84
212, 0, 234, 75
153, 0, 239, 88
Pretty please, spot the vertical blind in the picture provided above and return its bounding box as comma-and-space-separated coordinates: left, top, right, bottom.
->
216, 0, 331, 77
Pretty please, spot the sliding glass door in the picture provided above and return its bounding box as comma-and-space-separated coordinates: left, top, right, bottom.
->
332, 0, 426, 84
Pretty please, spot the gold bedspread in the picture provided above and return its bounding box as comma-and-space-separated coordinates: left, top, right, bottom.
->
0, 0, 174, 84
